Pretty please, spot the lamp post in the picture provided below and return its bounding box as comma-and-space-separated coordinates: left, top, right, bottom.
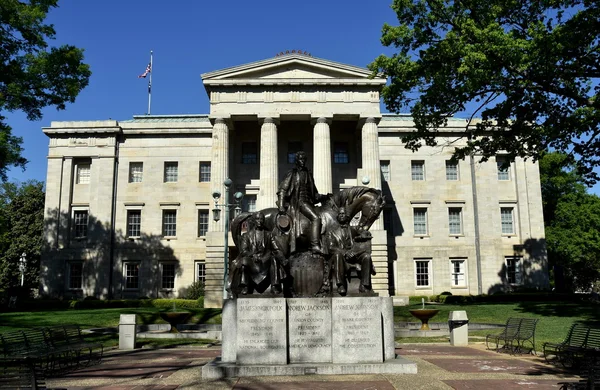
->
19, 252, 26, 287
212, 178, 244, 300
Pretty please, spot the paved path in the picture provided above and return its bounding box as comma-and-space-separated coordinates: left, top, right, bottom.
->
46, 344, 583, 390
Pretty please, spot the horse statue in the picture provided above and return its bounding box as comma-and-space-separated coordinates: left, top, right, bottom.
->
228, 186, 385, 297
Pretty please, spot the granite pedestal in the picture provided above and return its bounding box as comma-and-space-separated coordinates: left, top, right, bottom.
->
202, 297, 417, 379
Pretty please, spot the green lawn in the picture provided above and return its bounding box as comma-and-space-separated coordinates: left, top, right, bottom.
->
396, 299, 600, 351
2, 299, 598, 353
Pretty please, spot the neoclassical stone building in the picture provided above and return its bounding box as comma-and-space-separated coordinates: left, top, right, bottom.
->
39, 53, 549, 307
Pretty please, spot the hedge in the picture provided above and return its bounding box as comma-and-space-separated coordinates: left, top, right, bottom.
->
14, 298, 204, 311
425, 292, 583, 305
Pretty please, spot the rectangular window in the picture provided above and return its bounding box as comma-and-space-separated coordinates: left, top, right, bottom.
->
198, 210, 209, 237
127, 210, 141, 238
162, 210, 177, 237
448, 208, 462, 235
242, 142, 258, 164
124, 263, 139, 289
497, 157, 510, 180
287, 142, 302, 164
383, 209, 393, 235
199, 162, 211, 182
196, 260, 206, 283
501, 207, 514, 234
161, 263, 176, 290
68, 262, 83, 289
413, 208, 428, 235
164, 162, 178, 182
411, 160, 425, 181
129, 162, 143, 183
76, 163, 91, 184
333, 142, 349, 164
415, 259, 431, 287
244, 195, 257, 213
505, 256, 522, 284
380, 160, 390, 181
450, 259, 466, 287
446, 160, 459, 181
73, 210, 88, 238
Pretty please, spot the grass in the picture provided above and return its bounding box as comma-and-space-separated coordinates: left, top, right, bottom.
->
2, 297, 599, 352
0, 307, 222, 333
396, 298, 600, 351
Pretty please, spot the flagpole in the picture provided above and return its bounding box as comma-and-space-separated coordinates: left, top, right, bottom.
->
147, 50, 153, 115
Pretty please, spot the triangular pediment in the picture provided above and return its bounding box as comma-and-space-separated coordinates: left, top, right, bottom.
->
202, 53, 374, 81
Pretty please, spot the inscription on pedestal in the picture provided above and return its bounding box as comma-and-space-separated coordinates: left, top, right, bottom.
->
288, 298, 332, 363
236, 298, 287, 365
332, 297, 383, 363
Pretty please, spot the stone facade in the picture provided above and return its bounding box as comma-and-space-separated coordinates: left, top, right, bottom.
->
39, 53, 549, 307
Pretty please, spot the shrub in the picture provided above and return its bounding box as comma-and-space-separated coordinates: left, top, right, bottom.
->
186, 281, 205, 300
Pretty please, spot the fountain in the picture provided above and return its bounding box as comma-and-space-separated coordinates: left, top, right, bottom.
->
158, 303, 191, 333
408, 298, 440, 331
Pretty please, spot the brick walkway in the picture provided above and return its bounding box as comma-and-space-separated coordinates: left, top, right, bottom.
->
45, 344, 584, 390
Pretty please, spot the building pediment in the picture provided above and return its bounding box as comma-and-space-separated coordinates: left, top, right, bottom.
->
202, 53, 385, 88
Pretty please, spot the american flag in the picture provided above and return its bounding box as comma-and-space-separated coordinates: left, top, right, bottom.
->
138, 63, 151, 78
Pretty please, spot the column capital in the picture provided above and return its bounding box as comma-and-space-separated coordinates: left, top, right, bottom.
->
311, 116, 332, 126
358, 116, 381, 128
259, 116, 280, 126
209, 116, 232, 127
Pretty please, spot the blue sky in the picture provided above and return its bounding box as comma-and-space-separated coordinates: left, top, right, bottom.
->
6, 0, 600, 194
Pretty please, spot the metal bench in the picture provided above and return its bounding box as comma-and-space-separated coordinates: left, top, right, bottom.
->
544, 323, 590, 365
485, 317, 539, 354
0, 359, 45, 390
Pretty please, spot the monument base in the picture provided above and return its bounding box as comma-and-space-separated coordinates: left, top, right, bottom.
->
202, 356, 417, 379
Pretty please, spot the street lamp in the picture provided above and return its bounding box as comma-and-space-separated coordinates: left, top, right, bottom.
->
19, 252, 26, 287
212, 178, 244, 300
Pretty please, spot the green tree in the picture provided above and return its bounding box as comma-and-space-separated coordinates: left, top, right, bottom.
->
0, 181, 45, 295
370, 0, 600, 183
539, 152, 600, 291
0, 0, 91, 180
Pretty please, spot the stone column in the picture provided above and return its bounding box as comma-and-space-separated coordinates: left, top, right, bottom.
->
313, 117, 332, 194
258, 117, 278, 210
361, 117, 383, 230
209, 118, 229, 232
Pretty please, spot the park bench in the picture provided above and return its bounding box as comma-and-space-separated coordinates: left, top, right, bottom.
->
485, 317, 539, 354
0, 325, 103, 376
545, 324, 600, 368
0, 359, 45, 390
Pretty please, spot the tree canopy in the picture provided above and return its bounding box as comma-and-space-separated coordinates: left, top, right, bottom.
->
0, 0, 91, 180
370, 0, 600, 183
539, 152, 600, 291
0, 180, 45, 295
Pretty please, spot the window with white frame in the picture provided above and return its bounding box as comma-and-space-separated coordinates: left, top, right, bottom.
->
411, 160, 425, 180
450, 258, 466, 287
162, 210, 177, 237
413, 208, 428, 235
196, 260, 206, 283
164, 162, 178, 182
199, 162, 211, 182
244, 195, 257, 213
287, 141, 302, 164
380, 160, 390, 181
242, 142, 258, 164
505, 256, 522, 284
76, 163, 91, 184
127, 210, 141, 238
501, 207, 515, 234
415, 259, 431, 287
68, 262, 83, 289
124, 263, 139, 289
497, 156, 510, 180
129, 162, 143, 183
448, 207, 462, 235
198, 210, 209, 237
161, 263, 176, 290
333, 142, 349, 164
446, 160, 459, 181
73, 210, 88, 238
